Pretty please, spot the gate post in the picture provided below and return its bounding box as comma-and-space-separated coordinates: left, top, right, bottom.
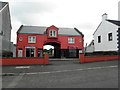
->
79, 50, 85, 63
44, 54, 49, 65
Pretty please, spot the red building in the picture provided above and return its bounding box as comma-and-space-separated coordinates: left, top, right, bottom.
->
16, 25, 84, 58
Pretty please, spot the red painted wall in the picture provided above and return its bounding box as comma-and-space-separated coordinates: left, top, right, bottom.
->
2, 54, 49, 66
47, 25, 58, 38
16, 33, 83, 57
58, 35, 83, 49
84, 55, 118, 62
79, 54, 118, 63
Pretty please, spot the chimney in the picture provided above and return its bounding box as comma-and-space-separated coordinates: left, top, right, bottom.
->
102, 13, 107, 21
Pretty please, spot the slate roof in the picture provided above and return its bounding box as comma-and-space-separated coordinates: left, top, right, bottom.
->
17, 25, 83, 36
107, 20, 120, 26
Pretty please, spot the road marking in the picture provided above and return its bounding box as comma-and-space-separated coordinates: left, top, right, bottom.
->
15, 66, 30, 69
22, 65, 118, 75
2, 65, 118, 76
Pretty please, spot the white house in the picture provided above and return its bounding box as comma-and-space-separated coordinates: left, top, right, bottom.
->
93, 13, 119, 52
85, 40, 94, 53
0, 2, 13, 57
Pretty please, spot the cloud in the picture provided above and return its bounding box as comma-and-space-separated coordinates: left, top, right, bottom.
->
3, 0, 119, 45
10, 1, 57, 25
11, 2, 56, 15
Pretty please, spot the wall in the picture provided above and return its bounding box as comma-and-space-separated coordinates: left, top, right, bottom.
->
0, 2, 12, 53
94, 20, 118, 51
84, 55, 118, 63
1, 54, 49, 66
85, 45, 94, 53
0, 3, 3, 53
85, 41, 94, 53
16, 33, 83, 57
10, 43, 16, 57
79, 53, 118, 63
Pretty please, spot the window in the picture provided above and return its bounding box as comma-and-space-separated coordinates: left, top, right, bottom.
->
98, 36, 101, 43
49, 30, 56, 37
69, 49, 76, 57
108, 33, 112, 41
38, 49, 43, 57
19, 37, 22, 41
28, 36, 36, 43
0, 31, 3, 35
68, 37, 75, 44
25, 47, 35, 57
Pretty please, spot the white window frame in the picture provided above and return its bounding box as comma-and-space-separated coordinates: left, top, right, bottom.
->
28, 36, 36, 43
49, 30, 56, 37
68, 37, 75, 44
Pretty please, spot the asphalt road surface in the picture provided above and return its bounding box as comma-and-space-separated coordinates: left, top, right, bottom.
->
2, 60, 118, 88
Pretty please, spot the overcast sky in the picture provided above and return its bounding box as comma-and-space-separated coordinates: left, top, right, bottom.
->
1, 0, 120, 46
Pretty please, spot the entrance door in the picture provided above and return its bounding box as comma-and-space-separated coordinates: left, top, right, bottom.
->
18, 49, 22, 57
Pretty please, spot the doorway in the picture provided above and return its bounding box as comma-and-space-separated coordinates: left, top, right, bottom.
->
43, 42, 61, 58
25, 47, 36, 57
18, 49, 22, 57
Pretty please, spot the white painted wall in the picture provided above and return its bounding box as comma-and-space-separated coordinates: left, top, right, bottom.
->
85, 41, 94, 53
85, 45, 94, 53
94, 14, 118, 51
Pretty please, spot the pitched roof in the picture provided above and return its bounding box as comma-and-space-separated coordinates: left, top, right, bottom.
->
17, 25, 83, 36
87, 40, 94, 47
93, 19, 120, 35
107, 20, 120, 26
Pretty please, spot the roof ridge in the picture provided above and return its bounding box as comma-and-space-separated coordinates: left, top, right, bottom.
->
23, 25, 47, 28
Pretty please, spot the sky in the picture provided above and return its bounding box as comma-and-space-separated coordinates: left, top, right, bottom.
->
1, 0, 120, 47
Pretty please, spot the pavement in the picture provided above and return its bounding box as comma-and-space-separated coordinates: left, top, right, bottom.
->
2, 59, 118, 88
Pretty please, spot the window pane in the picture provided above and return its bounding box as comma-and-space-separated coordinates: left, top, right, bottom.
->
26, 48, 30, 57
53, 31, 56, 36
31, 48, 35, 57
38, 49, 43, 57
98, 36, 101, 43
49, 30, 56, 37
26, 47, 35, 57
68, 38, 74, 43
108, 33, 112, 41
28, 36, 36, 43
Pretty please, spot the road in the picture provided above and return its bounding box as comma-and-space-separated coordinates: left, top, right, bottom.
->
2, 60, 118, 88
